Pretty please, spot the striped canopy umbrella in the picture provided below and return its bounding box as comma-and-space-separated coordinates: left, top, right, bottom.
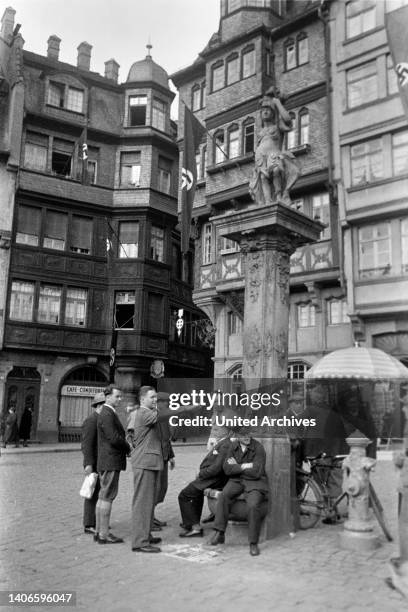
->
305, 346, 408, 380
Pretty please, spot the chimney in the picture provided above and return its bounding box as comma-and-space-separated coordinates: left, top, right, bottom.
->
77, 41, 92, 71
47, 35, 61, 61
1, 7, 16, 43
104, 58, 120, 83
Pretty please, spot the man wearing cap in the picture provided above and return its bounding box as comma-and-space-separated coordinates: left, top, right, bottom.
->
96, 384, 131, 544
81, 391, 105, 535
152, 392, 175, 530
210, 430, 268, 556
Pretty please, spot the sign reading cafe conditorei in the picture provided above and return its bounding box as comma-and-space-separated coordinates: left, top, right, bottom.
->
61, 385, 105, 397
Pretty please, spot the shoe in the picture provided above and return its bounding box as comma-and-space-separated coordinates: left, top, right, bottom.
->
149, 536, 162, 544
132, 545, 161, 553
209, 531, 225, 545
179, 529, 203, 538
93, 533, 99, 542
153, 517, 167, 527
98, 533, 124, 544
249, 543, 260, 556
84, 527, 97, 535
151, 524, 162, 532
201, 514, 215, 524
322, 515, 341, 525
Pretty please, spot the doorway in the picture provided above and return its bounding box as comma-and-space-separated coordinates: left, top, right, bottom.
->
4, 367, 41, 440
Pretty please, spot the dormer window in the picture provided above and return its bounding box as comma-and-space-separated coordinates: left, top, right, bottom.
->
47, 81, 84, 113
129, 95, 147, 126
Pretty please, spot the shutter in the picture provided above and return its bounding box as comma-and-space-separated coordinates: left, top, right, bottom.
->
71, 216, 92, 251
44, 211, 68, 239
26, 131, 49, 146
121, 151, 141, 164
53, 138, 74, 154
119, 221, 139, 245
18, 206, 41, 235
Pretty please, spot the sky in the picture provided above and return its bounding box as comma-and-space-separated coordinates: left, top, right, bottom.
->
2, 0, 221, 114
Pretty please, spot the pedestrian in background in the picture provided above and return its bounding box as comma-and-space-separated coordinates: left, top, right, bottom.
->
4, 407, 19, 448
19, 406, 33, 448
81, 392, 105, 535
152, 392, 175, 530
95, 385, 130, 544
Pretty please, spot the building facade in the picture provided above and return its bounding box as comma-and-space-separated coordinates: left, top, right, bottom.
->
171, 0, 349, 393
0, 10, 212, 443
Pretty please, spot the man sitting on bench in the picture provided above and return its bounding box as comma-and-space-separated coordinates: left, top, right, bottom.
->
209, 427, 268, 556
178, 434, 232, 537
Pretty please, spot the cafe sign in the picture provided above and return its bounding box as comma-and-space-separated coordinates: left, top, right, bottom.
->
61, 385, 105, 397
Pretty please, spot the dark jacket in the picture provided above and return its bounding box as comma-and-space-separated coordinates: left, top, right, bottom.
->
191, 438, 232, 491
223, 438, 269, 493
19, 408, 32, 440
81, 411, 98, 471
156, 418, 174, 462
127, 406, 163, 471
97, 404, 130, 472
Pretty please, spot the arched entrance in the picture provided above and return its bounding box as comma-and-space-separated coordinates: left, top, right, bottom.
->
58, 366, 108, 442
4, 367, 41, 441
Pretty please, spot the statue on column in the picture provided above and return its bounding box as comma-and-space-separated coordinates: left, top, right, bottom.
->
249, 87, 299, 207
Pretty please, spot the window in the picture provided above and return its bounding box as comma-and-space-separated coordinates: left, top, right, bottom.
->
297, 303, 316, 328
48, 81, 64, 107
297, 33, 309, 65
16, 205, 41, 246
386, 0, 408, 11
243, 120, 255, 153
312, 193, 330, 240
48, 82, 84, 113
228, 312, 242, 335
128, 95, 147, 126
286, 112, 296, 149
70, 215, 92, 255
242, 47, 256, 78
231, 365, 243, 395
38, 284, 61, 324
202, 223, 212, 264
66, 87, 84, 113
120, 152, 141, 187
65, 288, 87, 326
220, 237, 238, 253
202, 146, 207, 174
346, 61, 378, 108
285, 39, 296, 70
350, 138, 383, 185
265, 48, 273, 76
288, 361, 309, 380
212, 62, 224, 92
228, 125, 240, 159
196, 152, 201, 180
387, 54, 399, 96
24, 132, 48, 172
299, 110, 309, 145
359, 223, 391, 277
192, 86, 201, 111
118, 221, 139, 258
346, 0, 376, 39
328, 298, 348, 325
158, 156, 172, 194
43, 210, 67, 250
226, 54, 239, 85
227, 0, 241, 11
148, 294, 163, 333
392, 130, 408, 176
201, 82, 206, 107
152, 98, 167, 131
87, 160, 97, 184
51, 138, 73, 177
150, 225, 164, 262
114, 291, 135, 329
214, 131, 226, 164
9, 281, 35, 321
402, 218, 408, 273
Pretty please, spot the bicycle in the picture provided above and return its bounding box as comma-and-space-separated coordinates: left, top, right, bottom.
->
296, 453, 393, 541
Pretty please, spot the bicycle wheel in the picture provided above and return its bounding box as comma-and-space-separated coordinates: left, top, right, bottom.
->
297, 474, 324, 530
369, 483, 393, 542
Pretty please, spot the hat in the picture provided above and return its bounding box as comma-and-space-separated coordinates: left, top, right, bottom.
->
91, 392, 105, 407
156, 392, 170, 401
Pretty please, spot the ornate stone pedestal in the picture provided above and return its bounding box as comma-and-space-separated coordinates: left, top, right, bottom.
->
213, 203, 322, 538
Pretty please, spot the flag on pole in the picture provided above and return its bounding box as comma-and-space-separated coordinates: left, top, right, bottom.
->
180, 104, 206, 254
385, 3, 408, 121
109, 327, 117, 383
78, 126, 89, 184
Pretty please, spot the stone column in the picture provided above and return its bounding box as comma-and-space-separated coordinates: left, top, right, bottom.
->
214, 203, 323, 538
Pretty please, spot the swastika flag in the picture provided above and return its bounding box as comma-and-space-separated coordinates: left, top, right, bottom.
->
386, 3, 408, 121
180, 104, 206, 254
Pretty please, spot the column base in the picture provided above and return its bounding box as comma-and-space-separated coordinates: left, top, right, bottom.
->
339, 529, 380, 551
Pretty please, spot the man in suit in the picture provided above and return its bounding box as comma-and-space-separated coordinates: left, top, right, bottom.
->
95, 384, 130, 544
178, 435, 232, 537
127, 386, 163, 553
81, 391, 105, 535
210, 429, 268, 556
152, 392, 175, 530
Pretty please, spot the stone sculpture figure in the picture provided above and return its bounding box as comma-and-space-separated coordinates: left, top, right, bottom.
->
249, 87, 299, 207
